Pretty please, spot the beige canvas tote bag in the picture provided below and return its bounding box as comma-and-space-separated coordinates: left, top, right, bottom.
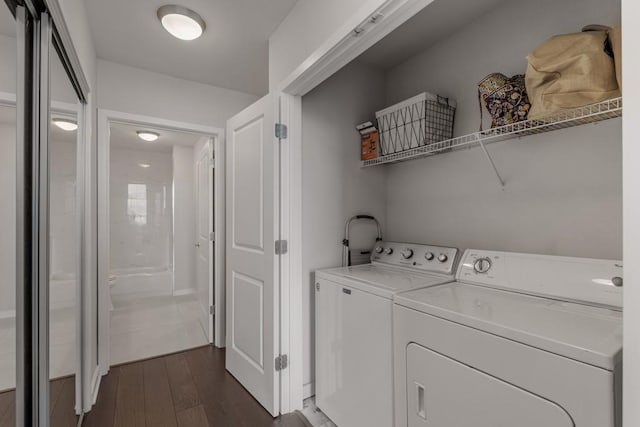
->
526, 29, 620, 120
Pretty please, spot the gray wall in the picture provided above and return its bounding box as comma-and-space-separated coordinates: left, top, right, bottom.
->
384, 0, 622, 259
301, 61, 388, 393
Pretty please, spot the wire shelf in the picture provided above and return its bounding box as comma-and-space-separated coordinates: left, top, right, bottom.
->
361, 97, 622, 168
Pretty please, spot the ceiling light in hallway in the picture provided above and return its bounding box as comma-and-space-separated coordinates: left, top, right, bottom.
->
157, 5, 206, 41
52, 118, 78, 131
137, 131, 160, 142
138, 163, 151, 168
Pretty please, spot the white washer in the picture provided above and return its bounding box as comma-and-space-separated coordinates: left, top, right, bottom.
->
393, 249, 623, 427
315, 241, 459, 427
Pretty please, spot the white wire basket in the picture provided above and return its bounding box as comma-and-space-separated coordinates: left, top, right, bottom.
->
375, 92, 456, 156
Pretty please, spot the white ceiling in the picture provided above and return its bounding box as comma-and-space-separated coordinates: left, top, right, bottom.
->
110, 122, 204, 153
85, 0, 298, 96
358, 0, 507, 70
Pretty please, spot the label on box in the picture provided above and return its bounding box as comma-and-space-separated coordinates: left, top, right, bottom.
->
361, 130, 379, 161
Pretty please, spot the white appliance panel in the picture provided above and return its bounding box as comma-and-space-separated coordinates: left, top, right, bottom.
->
395, 282, 622, 369
393, 305, 618, 427
457, 249, 623, 308
315, 278, 393, 427
371, 242, 458, 275
406, 343, 574, 427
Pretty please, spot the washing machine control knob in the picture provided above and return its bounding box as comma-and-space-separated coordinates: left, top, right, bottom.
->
401, 249, 414, 259
437, 254, 448, 263
385, 248, 394, 255
425, 252, 435, 261
473, 257, 492, 273
374, 246, 384, 254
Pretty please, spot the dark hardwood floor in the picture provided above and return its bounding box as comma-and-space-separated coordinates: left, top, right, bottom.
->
83, 345, 310, 427
0, 376, 78, 427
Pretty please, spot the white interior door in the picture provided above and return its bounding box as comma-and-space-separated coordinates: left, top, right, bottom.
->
196, 141, 213, 342
226, 94, 279, 416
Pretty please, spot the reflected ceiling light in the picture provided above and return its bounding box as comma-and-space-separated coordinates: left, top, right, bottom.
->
52, 118, 78, 131
139, 163, 151, 168
137, 131, 160, 142
157, 5, 206, 41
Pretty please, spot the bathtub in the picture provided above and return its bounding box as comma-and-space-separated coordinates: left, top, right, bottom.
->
109, 266, 173, 298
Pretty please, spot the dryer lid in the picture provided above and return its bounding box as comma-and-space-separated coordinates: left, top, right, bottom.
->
394, 282, 622, 370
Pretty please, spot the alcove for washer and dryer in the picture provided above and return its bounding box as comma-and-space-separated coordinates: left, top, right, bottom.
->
298, 0, 622, 401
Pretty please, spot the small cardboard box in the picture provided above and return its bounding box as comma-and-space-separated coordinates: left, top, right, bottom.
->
361, 130, 379, 161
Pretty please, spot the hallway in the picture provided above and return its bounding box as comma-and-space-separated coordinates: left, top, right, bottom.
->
83, 346, 309, 427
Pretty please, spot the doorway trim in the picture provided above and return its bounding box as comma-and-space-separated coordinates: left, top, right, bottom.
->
273, 0, 436, 413
97, 109, 225, 379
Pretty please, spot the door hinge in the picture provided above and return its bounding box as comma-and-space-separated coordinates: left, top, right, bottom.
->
210, 231, 215, 241
275, 354, 288, 371
275, 123, 288, 139
209, 305, 215, 315
275, 239, 288, 255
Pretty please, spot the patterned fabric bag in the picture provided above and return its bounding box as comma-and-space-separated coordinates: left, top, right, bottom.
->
478, 73, 531, 130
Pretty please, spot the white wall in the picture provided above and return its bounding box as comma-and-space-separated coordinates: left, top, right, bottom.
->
300, 60, 388, 394
622, 1, 640, 425
97, 60, 258, 128
173, 145, 196, 294
0, 123, 15, 316
383, 0, 622, 259
0, 33, 77, 103
109, 147, 173, 274
50, 138, 77, 279
268, 0, 386, 90
0, 34, 16, 95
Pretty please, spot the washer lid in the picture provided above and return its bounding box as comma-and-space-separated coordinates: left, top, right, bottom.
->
316, 264, 453, 299
394, 282, 622, 370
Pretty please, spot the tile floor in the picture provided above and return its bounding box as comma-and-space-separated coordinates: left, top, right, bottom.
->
0, 307, 76, 392
109, 293, 209, 366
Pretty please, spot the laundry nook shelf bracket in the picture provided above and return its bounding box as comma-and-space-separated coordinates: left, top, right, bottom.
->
475, 134, 505, 188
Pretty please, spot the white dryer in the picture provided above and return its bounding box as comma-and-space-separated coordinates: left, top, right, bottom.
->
393, 249, 623, 427
315, 241, 459, 427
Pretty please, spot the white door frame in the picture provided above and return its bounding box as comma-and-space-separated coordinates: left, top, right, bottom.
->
97, 109, 225, 378
194, 137, 216, 343
273, 0, 437, 413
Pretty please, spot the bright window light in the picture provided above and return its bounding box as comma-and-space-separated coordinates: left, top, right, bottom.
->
127, 183, 148, 225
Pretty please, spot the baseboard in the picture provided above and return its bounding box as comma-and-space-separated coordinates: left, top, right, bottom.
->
173, 288, 197, 297
303, 382, 315, 399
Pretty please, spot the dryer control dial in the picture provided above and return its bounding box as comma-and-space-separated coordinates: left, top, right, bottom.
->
374, 246, 384, 254
437, 254, 448, 263
473, 257, 492, 274
385, 248, 394, 255
401, 249, 414, 259
425, 252, 435, 261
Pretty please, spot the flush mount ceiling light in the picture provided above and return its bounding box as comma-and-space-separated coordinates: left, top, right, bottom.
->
137, 131, 160, 142
157, 5, 206, 41
52, 118, 78, 131
139, 163, 151, 168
